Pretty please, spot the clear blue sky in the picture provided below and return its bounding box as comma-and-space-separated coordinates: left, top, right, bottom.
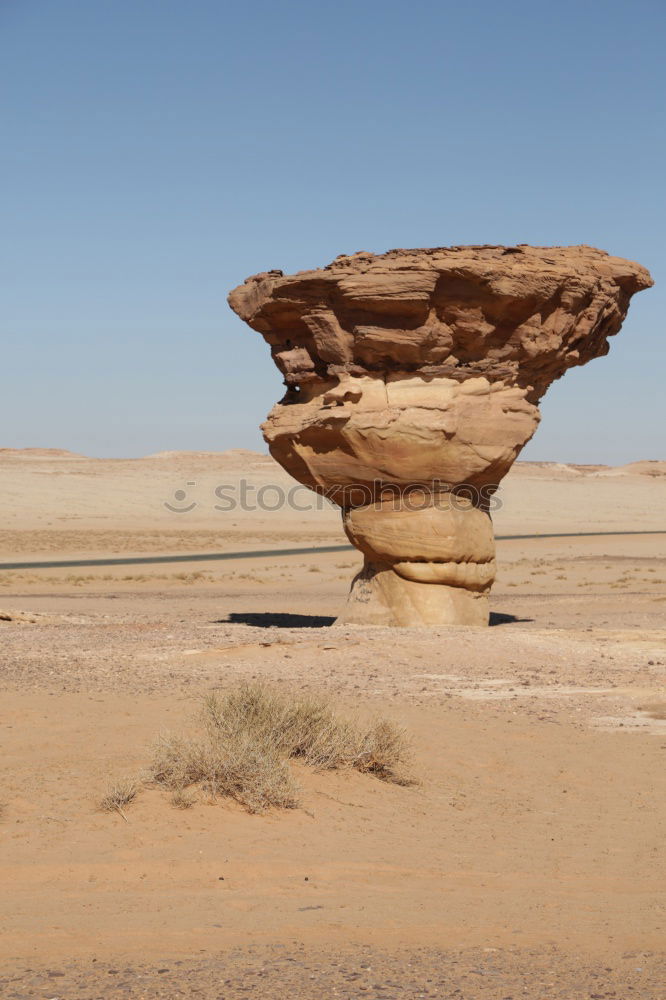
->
1, 0, 663, 463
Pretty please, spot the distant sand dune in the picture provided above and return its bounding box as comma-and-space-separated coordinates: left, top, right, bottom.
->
0, 447, 86, 459
2, 447, 663, 475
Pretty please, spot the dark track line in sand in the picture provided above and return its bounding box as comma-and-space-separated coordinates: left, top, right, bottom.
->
1, 530, 664, 572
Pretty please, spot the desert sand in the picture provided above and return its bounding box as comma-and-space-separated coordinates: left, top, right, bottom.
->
1, 448, 665, 997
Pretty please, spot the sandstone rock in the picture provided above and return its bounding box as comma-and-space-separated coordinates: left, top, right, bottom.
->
229, 245, 652, 626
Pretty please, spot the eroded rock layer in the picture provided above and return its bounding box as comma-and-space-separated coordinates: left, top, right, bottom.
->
229, 245, 652, 625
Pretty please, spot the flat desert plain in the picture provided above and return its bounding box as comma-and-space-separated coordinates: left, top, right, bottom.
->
1, 448, 665, 998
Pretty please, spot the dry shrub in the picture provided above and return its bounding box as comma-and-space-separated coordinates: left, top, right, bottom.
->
106, 683, 412, 815
170, 787, 197, 809
151, 728, 298, 814
99, 777, 138, 817
354, 718, 413, 783
200, 684, 411, 781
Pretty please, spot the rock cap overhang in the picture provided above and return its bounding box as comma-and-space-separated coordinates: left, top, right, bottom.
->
228, 244, 652, 403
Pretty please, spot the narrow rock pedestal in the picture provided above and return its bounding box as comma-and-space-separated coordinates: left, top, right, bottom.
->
341, 494, 494, 626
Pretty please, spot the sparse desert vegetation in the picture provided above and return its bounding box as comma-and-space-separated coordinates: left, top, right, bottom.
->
106, 683, 412, 815
99, 777, 139, 819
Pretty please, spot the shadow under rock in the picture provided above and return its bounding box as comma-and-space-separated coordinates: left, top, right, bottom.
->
218, 611, 533, 628
217, 612, 337, 628
489, 612, 535, 626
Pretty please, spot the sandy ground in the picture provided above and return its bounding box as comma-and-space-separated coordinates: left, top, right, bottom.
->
0, 450, 665, 997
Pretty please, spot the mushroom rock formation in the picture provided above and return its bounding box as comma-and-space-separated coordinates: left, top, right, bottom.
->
228, 245, 652, 626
